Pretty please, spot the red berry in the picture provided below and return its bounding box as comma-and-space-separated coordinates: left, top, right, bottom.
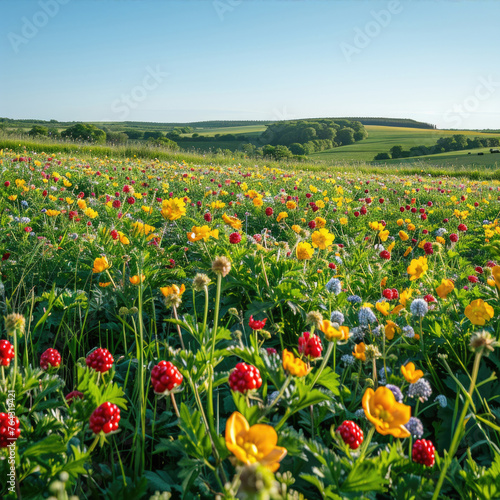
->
40, 348, 61, 370
151, 360, 183, 395
380, 250, 391, 260
112, 200, 121, 209
487, 260, 496, 268
424, 294, 436, 303
412, 439, 435, 467
204, 212, 212, 222
265, 207, 274, 216
475, 266, 484, 274
382, 288, 394, 300
89, 402, 121, 434
391, 288, 399, 299
86, 348, 114, 373
423, 242, 433, 255
0, 412, 21, 448
354, 211, 360, 217
65, 391, 84, 404
458, 224, 467, 232
308, 220, 316, 229
298, 332, 323, 359
328, 262, 336, 270
467, 275, 479, 283
228, 362, 262, 394
336, 420, 364, 450
449, 233, 459, 243
0, 340, 15, 367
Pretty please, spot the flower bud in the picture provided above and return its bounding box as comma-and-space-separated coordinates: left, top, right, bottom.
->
212, 256, 231, 277
193, 273, 211, 291
5, 313, 26, 337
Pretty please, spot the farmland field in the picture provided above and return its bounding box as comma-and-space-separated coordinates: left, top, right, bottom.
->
0, 142, 499, 499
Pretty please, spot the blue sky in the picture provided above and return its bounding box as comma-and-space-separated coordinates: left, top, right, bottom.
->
1, 0, 499, 129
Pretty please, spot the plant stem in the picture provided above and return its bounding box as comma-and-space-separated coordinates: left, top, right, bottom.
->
309, 341, 334, 390
172, 306, 186, 350
170, 393, 180, 418
432, 350, 483, 500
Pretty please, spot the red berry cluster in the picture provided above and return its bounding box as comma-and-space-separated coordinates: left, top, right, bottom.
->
66, 391, 84, 404
0, 412, 21, 448
423, 242, 433, 255
298, 332, 323, 359
382, 288, 399, 300
229, 232, 242, 244
379, 250, 391, 260
86, 348, 114, 373
228, 363, 262, 394
336, 420, 364, 450
151, 361, 183, 395
0, 340, 15, 367
89, 402, 121, 434
412, 439, 435, 467
40, 348, 61, 370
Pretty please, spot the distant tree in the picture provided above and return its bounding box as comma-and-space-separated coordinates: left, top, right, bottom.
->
488, 138, 500, 147
166, 131, 180, 141
273, 145, 292, 159
300, 127, 317, 142
262, 145, 276, 158
289, 143, 306, 155
147, 136, 178, 150
390, 145, 404, 159
374, 152, 391, 160
354, 129, 368, 141
336, 127, 355, 145
452, 134, 468, 150
106, 132, 128, 145
124, 129, 143, 140
48, 128, 60, 138
242, 143, 257, 156
192, 133, 200, 138
467, 138, 482, 149
144, 131, 164, 140
28, 125, 48, 137
61, 123, 106, 143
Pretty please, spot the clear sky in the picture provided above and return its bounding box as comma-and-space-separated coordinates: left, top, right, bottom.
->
1, 0, 499, 129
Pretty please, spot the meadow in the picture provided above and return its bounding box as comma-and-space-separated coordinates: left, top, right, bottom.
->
0, 141, 499, 499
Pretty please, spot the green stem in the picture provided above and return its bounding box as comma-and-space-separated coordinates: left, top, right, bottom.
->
309, 341, 335, 390
11, 327, 18, 392
260, 375, 292, 420
358, 426, 375, 461
202, 285, 209, 338
432, 351, 483, 500
88, 435, 100, 454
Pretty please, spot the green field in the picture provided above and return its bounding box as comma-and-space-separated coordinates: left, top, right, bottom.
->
181, 124, 267, 137
311, 125, 500, 162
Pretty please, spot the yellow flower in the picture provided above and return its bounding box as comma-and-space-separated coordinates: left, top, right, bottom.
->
407, 223, 416, 231
129, 275, 145, 285
225, 412, 287, 472
311, 229, 334, 250
376, 301, 391, 317
46, 209, 61, 217
210, 200, 226, 209
397, 219, 404, 226
353, 342, 366, 361
286, 200, 296, 210
187, 225, 219, 242
282, 349, 309, 377
161, 197, 186, 221
401, 362, 424, 384
98, 282, 112, 288
319, 320, 349, 341
403, 247, 412, 257
399, 288, 413, 307
381, 277, 388, 287
276, 212, 288, 223
362, 387, 411, 438
65, 197, 74, 205
314, 217, 326, 228
160, 284, 186, 298
291, 225, 301, 234
399, 230, 409, 241
379, 230, 389, 242
387, 241, 395, 253
84, 208, 98, 219
464, 299, 494, 326
77, 199, 87, 210
339, 217, 348, 225
92, 256, 110, 273
491, 266, 500, 289
132, 221, 156, 236
253, 197, 263, 207
436, 279, 454, 299
117, 231, 130, 245
407, 256, 428, 281
385, 320, 400, 340
222, 213, 243, 230
296, 242, 314, 260
8, 195, 17, 201
436, 236, 446, 245
141, 205, 153, 214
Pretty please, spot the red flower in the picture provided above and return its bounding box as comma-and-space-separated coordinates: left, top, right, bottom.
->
475, 266, 483, 274
424, 294, 436, 303
126, 196, 135, 205
229, 232, 242, 244
423, 242, 433, 255
249, 315, 267, 330
458, 224, 467, 232
112, 200, 121, 209
265, 207, 274, 216
2, 253, 10, 261
4, 181, 10, 187
467, 275, 479, 283
449, 233, 459, 243
380, 250, 391, 260
204, 212, 212, 222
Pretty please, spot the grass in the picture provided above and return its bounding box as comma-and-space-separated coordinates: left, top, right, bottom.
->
312, 125, 500, 162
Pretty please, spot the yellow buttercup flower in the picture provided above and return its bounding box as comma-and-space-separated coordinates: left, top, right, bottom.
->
253, 197, 263, 207
160, 284, 186, 298
362, 387, 411, 438
222, 213, 243, 230
319, 320, 349, 341
385, 320, 400, 340
399, 230, 409, 241
339, 217, 348, 225
161, 197, 186, 221
291, 225, 301, 234
311, 228, 335, 249
401, 362, 423, 384
353, 342, 366, 361
225, 412, 287, 472
399, 288, 413, 307
77, 199, 87, 210
491, 266, 500, 289
436, 279, 454, 299
296, 242, 314, 260
129, 275, 145, 285
117, 231, 130, 245
187, 225, 219, 242
84, 208, 98, 219
407, 256, 428, 281
282, 349, 309, 377
464, 299, 494, 326
376, 301, 391, 317
46, 209, 61, 217
92, 256, 110, 273
286, 200, 296, 210
314, 217, 326, 228
8, 195, 17, 201
379, 230, 389, 242
132, 221, 156, 236
276, 212, 288, 223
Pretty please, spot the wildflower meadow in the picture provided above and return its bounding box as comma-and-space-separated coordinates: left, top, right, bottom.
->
0, 146, 499, 499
